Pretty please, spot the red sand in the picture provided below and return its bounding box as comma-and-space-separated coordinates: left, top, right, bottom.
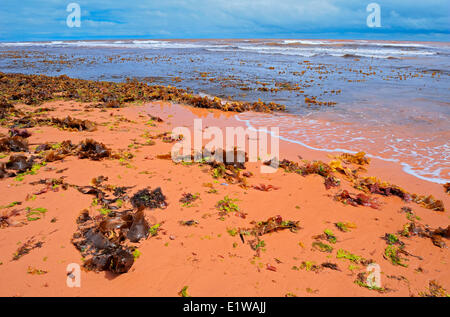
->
0, 100, 448, 297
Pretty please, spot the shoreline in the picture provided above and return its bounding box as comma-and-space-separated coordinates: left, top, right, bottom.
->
0, 80, 449, 296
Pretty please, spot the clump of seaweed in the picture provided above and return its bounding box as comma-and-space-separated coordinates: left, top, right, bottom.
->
338, 152, 370, 165
130, 188, 167, 210
9, 128, 31, 138
0, 72, 285, 113
334, 190, 380, 209
72, 206, 154, 274
76, 139, 111, 160
419, 280, 449, 297
252, 184, 280, 191
179, 193, 199, 207
384, 245, 408, 267
216, 196, 246, 218
238, 215, 300, 255
0, 136, 29, 152
444, 183, 450, 195
5, 154, 35, 173
356, 177, 411, 201
400, 221, 450, 248
335, 222, 357, 232
336, 249, 371, 265
267, 158, 341, 189
50, 116, 96, 132
12, 238, 44, 261
411, 194, 445, 212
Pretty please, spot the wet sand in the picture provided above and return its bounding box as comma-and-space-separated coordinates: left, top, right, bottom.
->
0, 100, 449, 297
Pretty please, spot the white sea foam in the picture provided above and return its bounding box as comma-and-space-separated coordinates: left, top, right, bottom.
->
235, 114, 449, 184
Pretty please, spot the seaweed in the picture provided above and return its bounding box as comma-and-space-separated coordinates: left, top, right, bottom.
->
50, 116, 96, 132
321, 262, 340, 271
0, 72, 285, 113
179, 286, 191, 297
356, 177, 411, 202
216, 196, 240, 215
384, 245, 408, 267
179, 220, 199, 226
12, 238, 44, 261
419, 280, 449, 297
268, 158, 341, 189
5, 154, 35, 173
76, 139, 111, 160
180, 193, 199, 206
338, 152, 370, 165
9, 128, 31, 138
336, 249, 370, 265
335, 222, 357, 232
130, 188, 167, 210
0, 207, 23, 228
312, 241, 333, 253
0, 136, 29, 152
246, 215, 301, 236
252, 184, 280, 191
72, 208, 151, 274
411, 194, 445, 212
399, 221, 449, 248
334, 190, 380, 209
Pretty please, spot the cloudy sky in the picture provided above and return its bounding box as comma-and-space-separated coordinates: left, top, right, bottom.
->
0, 0, 449, 42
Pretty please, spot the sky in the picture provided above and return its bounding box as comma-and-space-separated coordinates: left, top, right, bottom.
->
0, 0, 449, 42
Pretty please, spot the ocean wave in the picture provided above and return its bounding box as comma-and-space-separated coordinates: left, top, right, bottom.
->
235, 113, 449, 185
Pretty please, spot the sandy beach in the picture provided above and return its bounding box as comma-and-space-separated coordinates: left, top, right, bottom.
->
0, 74, 448, 297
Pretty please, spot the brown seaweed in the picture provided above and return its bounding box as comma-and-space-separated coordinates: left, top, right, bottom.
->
12, 238, 44, 261
50, 116, 96, 132
72, 208, 150, 274
130, 188, 167, 210
334, 190, 380, 209
5, 154, 35, 173
0, 136, 29, 152
9, 128, 31, 138
76, 139, 111, 160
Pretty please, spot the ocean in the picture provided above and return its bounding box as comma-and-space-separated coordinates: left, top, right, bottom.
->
0, 39, 449, 183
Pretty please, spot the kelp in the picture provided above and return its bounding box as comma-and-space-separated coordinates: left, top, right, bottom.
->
252, 184, 280, 191
9, 128, 31, 138
5, 154, 35, 173
0, 72, 285, 113
76, 139, 111, 160
356, 177, 411, 201
419, 280, 449, 297
179, 193, 199, 205
400, 222, 450, 248
130, 188, 167, 210
445, 183, 450, 195
12, 238, 44, 261
337, 152, 370, 165
334, 190, 380, 209
50, 116, 96, 132
243, 215, 300, 237
411, 194, 445, 212
268, 158, 340, 189
0, 136, 29, 152
72, 210, 135, 273
356, 177, 445, 211
0, 206, 23, 228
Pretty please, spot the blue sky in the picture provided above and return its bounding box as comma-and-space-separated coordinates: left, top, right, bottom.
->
0, 0, 449, 42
